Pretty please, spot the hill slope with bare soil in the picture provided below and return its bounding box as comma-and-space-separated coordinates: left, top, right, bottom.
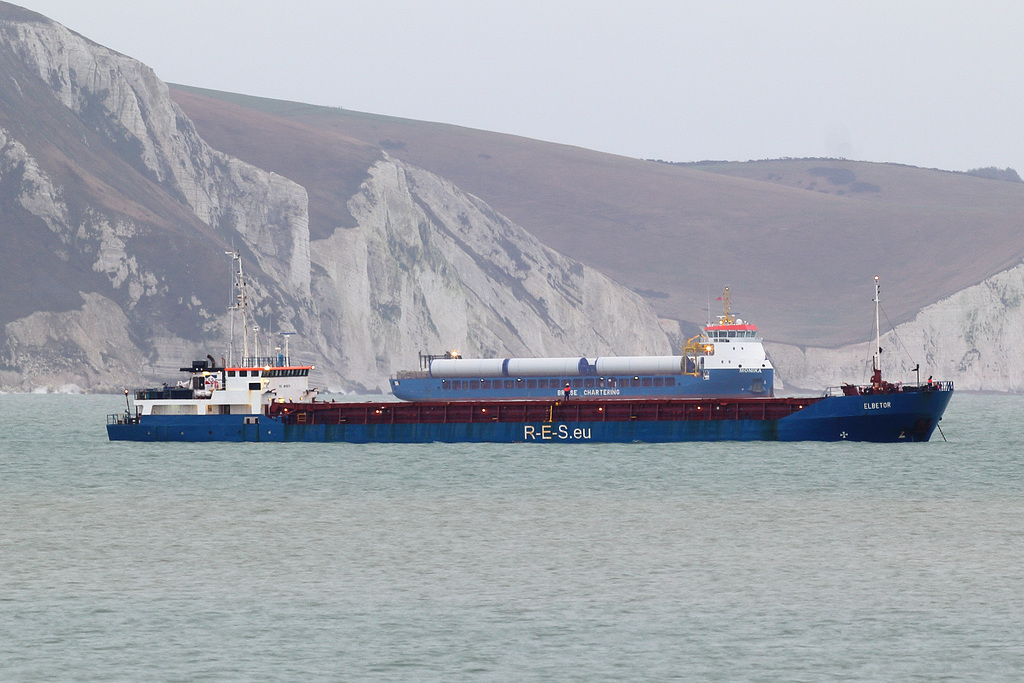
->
171, 86, 1024, 348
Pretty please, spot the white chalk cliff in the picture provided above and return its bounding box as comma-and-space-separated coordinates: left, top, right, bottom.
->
0, 10, 671, 393
1, 8, 1021, 394
767, 263, 1024, 393
304, 156, 673, 390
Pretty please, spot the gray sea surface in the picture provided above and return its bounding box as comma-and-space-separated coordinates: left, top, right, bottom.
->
2, 392, 1023, 681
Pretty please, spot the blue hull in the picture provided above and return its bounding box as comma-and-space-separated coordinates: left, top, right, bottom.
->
107, 387, 951, 444
390, 368, 772, 401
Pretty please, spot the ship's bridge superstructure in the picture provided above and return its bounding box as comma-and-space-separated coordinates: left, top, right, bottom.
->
681, 287, 773, 383
686, 320, 773, 372
131, 354, 317, 417
125, 250, 318, 418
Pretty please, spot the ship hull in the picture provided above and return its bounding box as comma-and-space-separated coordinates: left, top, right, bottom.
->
107, 385, 952, 444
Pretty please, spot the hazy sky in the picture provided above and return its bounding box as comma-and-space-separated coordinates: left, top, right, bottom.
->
15, 1, 1024, 173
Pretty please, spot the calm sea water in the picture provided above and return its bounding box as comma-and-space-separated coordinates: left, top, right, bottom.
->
2, 392, 1023, 681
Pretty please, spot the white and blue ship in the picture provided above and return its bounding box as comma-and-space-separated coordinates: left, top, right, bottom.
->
107, 269, 953, 444
390, 289, 773, 402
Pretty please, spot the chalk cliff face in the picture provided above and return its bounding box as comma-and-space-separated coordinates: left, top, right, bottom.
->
1, 11, 311, 296
0, 7, 671, 393
306, 157, 672, 389
767, 263, 1024, 393
2, 5, 1023, 395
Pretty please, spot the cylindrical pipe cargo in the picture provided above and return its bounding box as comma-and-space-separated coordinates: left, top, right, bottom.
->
429, 355, 686, 378
429, 358, 507, 378
504, 357, 591, 377
593, 356, 685, 375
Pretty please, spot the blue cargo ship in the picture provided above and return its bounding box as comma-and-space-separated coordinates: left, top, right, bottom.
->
108, 383, 952, 443
105, 262, 953, 444
389, 288, 773, 401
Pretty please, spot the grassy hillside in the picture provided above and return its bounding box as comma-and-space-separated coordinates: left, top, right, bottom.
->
171, 86, 1024, 348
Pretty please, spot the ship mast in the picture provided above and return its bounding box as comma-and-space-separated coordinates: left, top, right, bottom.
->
872, 275, 882, 385
226, 250, 250, 366
280, 331, 295, 366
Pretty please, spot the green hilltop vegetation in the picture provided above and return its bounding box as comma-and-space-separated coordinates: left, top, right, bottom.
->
964, 166, 1022, 182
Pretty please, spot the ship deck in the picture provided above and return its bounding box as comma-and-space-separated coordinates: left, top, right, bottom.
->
267, 396, 825, 426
